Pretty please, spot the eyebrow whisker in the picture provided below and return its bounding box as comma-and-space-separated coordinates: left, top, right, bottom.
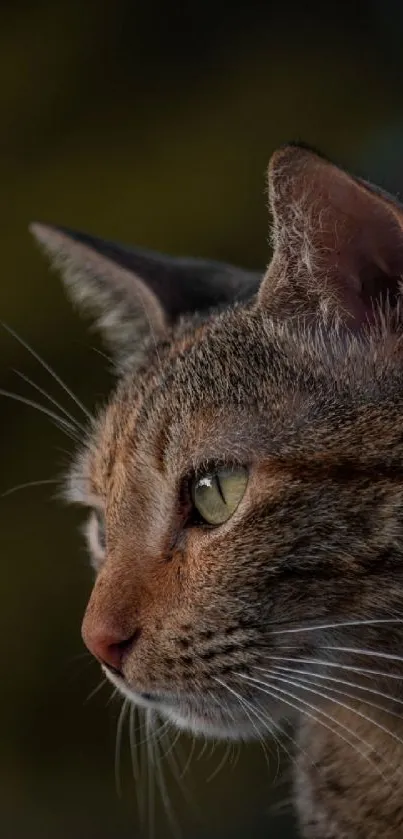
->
2, 321, 93, 422
14, 369, 86, 433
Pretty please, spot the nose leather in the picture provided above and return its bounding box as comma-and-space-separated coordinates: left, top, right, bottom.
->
82, 620, 138, 673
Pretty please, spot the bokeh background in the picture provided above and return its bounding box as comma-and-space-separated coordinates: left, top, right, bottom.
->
2, 2, 403, 837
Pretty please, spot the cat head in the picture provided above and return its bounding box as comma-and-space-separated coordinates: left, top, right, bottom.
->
31, 144, 403, 739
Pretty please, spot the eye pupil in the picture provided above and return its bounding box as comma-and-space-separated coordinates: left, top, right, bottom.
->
215, 475, 226, 504
190, 466, 248, 526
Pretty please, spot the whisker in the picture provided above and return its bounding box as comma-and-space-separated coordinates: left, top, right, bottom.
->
106, 687, 118, 707
152, 720, 182, 838
270, 618, 403, 636
323, 645, 403, 664
228, 740, 241, 771
206, 741, 233, 784
263, 654, 403, 681
159, 725, 198, 815
237, 672, 388, 782
65, 654, 96, 684
0, 388, 81, 442
128, 704, 140, 780
14, 369, 85, 432
266, 664, 403, 710
205, 737, 218, 763
264, 670, 403, 759
129, 704, 145, 827
145, 709, 156, 839
91, 345, 112, 363
133, 718, 172, 751
179, 731, 197, 779
273, 718, 315, 777
232, 673, 336, 785
1, 478, 60, 498
241, 696, 284, 781
85, 678, 108, 703
213, 676, 267, 745
66, 650, 91, 667
114, 697, 129, 798
66, 650, 92, 664
269, 666, 403, 725
139, 711, 148, 834
155, 724, 181, 764
213, 676, 276, 775
163, 728, 186, 784
2, 322, 93, 422
196, 737, 209, 762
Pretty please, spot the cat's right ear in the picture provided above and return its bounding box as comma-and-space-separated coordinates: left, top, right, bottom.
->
30, 224, 260, 369
260, 143, 403, 330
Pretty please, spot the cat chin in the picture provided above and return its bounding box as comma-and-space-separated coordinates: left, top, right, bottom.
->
160, 703, 267, 741
102, 666, 282, 741
102, 665, 270, 740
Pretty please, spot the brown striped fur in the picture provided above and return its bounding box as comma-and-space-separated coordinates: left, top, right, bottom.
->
32, 144, 403, 837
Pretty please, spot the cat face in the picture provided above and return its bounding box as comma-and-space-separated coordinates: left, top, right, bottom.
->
31, 144, 403, 739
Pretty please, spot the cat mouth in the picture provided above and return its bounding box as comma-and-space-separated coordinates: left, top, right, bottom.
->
102, 664, 182, 709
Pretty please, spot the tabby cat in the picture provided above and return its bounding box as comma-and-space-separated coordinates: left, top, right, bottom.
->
31, 143, 403, 838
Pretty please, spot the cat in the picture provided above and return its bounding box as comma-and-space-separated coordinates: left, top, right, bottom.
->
30, 142, 403, 838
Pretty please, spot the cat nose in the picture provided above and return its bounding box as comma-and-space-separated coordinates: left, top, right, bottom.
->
82, 619, 139, 674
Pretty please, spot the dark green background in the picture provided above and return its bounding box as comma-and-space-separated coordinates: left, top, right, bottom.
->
2, 3, 403, 837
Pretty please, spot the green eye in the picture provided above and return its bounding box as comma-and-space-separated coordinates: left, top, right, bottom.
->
191, 467, 248, 525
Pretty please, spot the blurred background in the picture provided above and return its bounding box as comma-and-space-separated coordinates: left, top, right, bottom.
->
2, 2, 403, 837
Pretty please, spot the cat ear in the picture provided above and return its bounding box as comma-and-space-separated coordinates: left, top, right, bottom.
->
260, 143, 403, 328
30, 223, 260, 367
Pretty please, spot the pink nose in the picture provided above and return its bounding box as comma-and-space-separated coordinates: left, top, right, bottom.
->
82, 622, 139, 673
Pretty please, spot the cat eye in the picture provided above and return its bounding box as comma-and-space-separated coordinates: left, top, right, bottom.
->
190, 467, 248, 525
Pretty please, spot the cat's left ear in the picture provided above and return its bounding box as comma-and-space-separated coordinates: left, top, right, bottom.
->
30, 224, 260, 369
260, 143, 403, 328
